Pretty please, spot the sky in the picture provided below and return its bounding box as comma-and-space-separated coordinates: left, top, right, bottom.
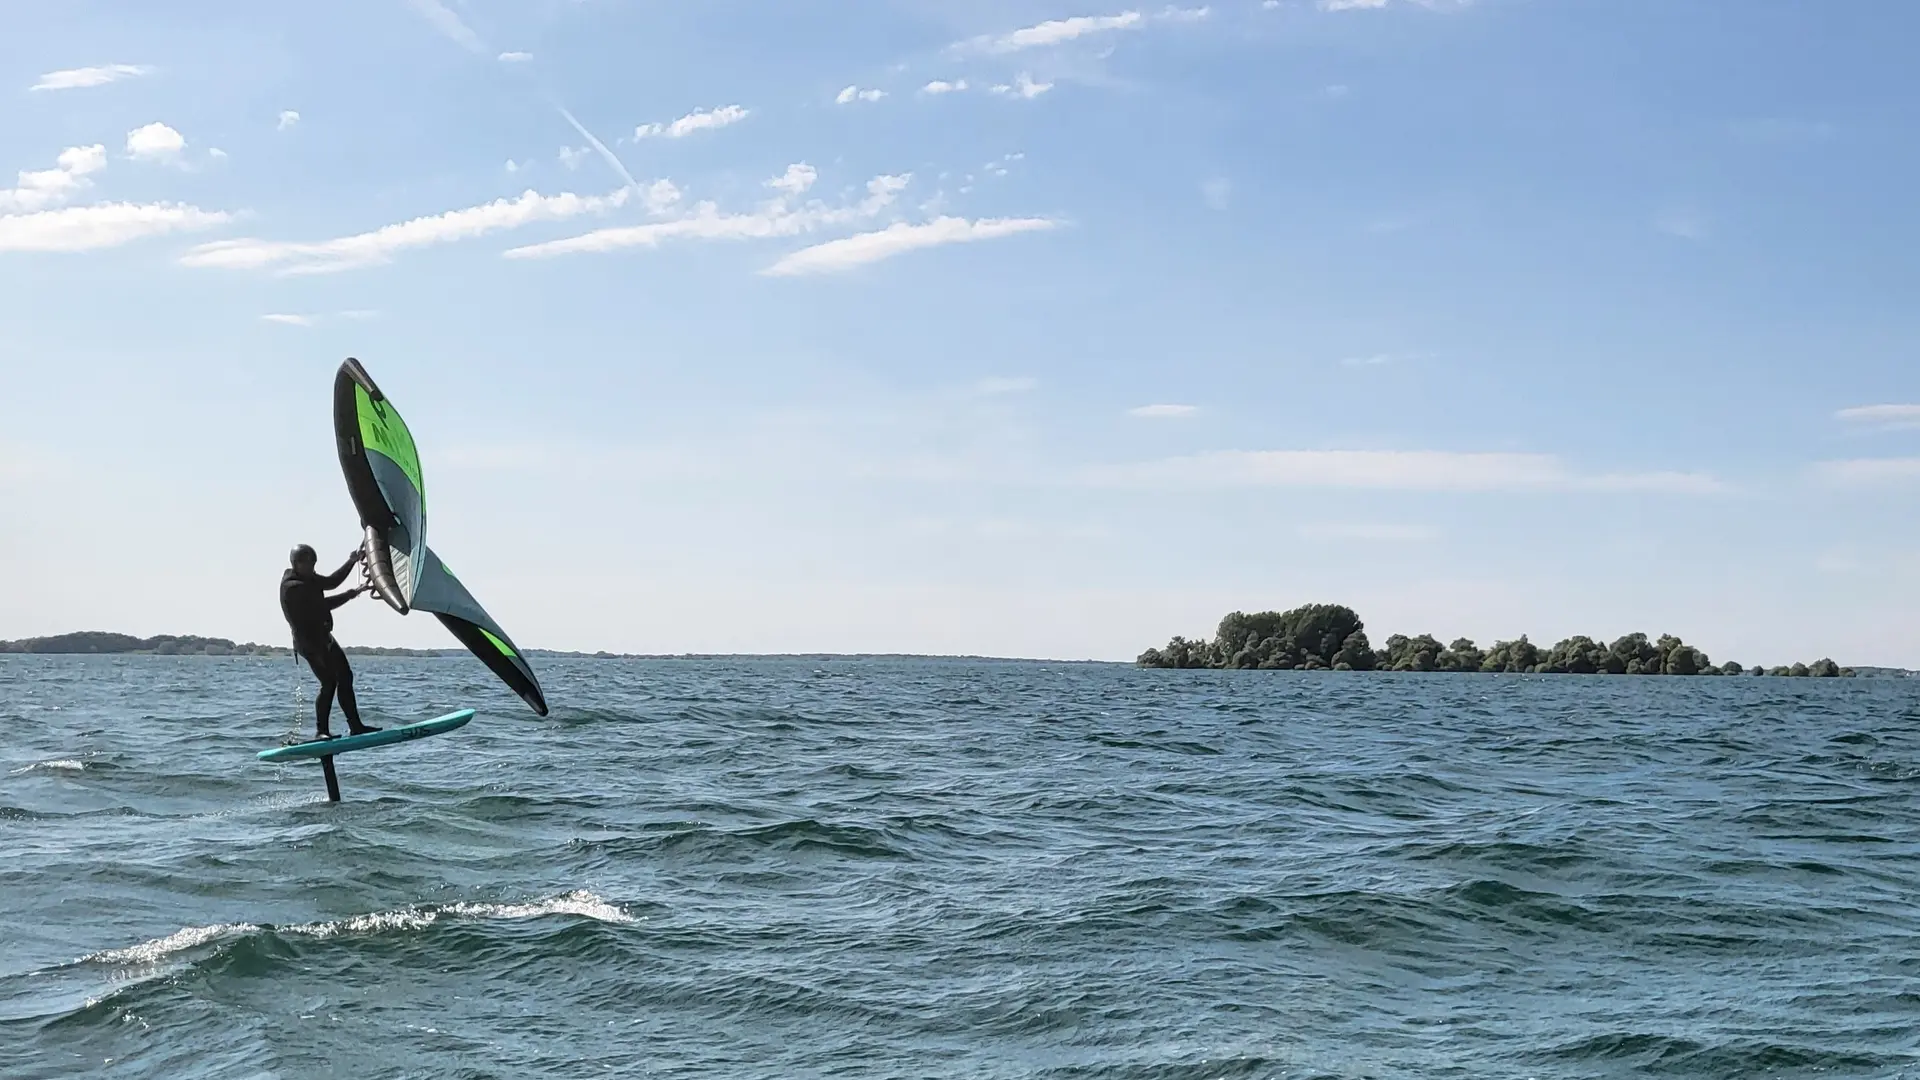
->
3, 0, 1919, 665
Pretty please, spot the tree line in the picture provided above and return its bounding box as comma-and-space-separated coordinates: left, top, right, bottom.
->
1136, 604, 1853, 677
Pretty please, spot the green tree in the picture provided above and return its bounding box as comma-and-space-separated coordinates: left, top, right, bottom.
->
1439, 638, 1485, 672
1482, 636, 1542, 673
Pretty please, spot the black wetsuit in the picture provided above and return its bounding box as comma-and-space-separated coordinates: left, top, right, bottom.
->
280, 557, 366, 737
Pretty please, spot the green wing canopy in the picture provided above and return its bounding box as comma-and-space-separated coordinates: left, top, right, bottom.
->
334, 359, 425, 614
332, 357, 548, 716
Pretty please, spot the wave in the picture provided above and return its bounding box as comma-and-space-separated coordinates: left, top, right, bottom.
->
9, 759, 88, 775
69, 889, 635, 971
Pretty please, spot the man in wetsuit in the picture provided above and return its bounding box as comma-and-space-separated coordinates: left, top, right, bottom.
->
280, 544, 381, 738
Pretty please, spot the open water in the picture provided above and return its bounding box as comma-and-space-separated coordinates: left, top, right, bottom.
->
3, 655, 1920, 1079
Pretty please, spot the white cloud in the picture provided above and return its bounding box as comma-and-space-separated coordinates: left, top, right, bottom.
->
642, 179, 683, 213
1324, 83, 1351, 98
260, 313, 316, 327
761, 216, 1058, 277
836, 86, 886, 105
0, 145, 107, 213
558, 146, 590, 170
179, 187, 630, 274
990, 74, 1054, 99
407, 0, 485, 53
125, 122, 186, 161
1085, 450, 1724, 493
30, 64, 151, 92
505, 170, 914, 261
972, 12, 1145, 53
633, 105, 750, 140
498, 51, 533, 63
1202, 177, 1231, 210
767, 163, 818, 197
1128, 404, 1198, 418
277, 110, 301, 131
1158, 5, 1212, 20
208, 148, 228, 160
0, 203, 231, 254
1815, 459, 1920, 487
977, 376, 1039, 395
923, 80, 969, 95
1835, 404, 1920, 429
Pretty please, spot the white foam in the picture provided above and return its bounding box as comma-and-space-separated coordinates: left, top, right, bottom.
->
292, 909, 439, 939
444, 890, 635, 925
11, 759, 86, 774
77, 891, 632, 967
84, 922, 256, 966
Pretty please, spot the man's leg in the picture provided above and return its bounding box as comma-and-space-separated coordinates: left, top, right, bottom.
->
327, 638, 376, 735
298, 642, 336, 738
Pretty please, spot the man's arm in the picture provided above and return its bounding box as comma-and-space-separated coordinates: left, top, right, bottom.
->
325, 584, 369, 611
318, 547, 364, 590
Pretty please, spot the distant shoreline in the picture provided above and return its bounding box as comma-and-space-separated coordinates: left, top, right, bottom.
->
1139, 604, 1917, 678
0, 631, 1107, 665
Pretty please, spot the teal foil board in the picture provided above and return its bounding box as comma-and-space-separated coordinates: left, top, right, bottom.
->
259, 709, 474, 762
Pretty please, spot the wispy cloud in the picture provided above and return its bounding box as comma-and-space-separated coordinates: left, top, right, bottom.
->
0, 203, 231, 253
1835, 404, 1920, 430
633, 105, 750, 140
968, 12, 1145, 53
762, 216, 1058, 277
498, 51, 533, 63
1084, 449, 1724, 493
277, 110, 301, 131
406, 0, 485, 53
261, 310, 376, 327
1815, 458, 1920, 487
1201, 177, 1231, 211
180, 188, 630, 274
125, 122, 186, 161
0, 145, 107, 214
922, 80, 969, 95
837, 86, 887, 105
558, 107, 637, 188
30, 64, 151, 92
1158, 5, 1212, 21
990, 74, 1054, 99
1128, 404, 1198, 418
503, 169, 912, 261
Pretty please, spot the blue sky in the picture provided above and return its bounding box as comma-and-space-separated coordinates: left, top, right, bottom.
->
3, 0, 1919, 664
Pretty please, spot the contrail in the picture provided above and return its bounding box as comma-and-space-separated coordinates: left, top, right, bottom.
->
557, 106, 638, 190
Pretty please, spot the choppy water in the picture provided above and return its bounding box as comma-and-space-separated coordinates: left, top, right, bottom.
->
5, 655, 1920, 1079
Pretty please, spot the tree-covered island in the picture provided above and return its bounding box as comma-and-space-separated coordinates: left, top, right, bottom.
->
1138, 604, 1856, 677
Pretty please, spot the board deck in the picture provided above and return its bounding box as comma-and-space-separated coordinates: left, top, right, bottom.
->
258, 709, 474, 762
